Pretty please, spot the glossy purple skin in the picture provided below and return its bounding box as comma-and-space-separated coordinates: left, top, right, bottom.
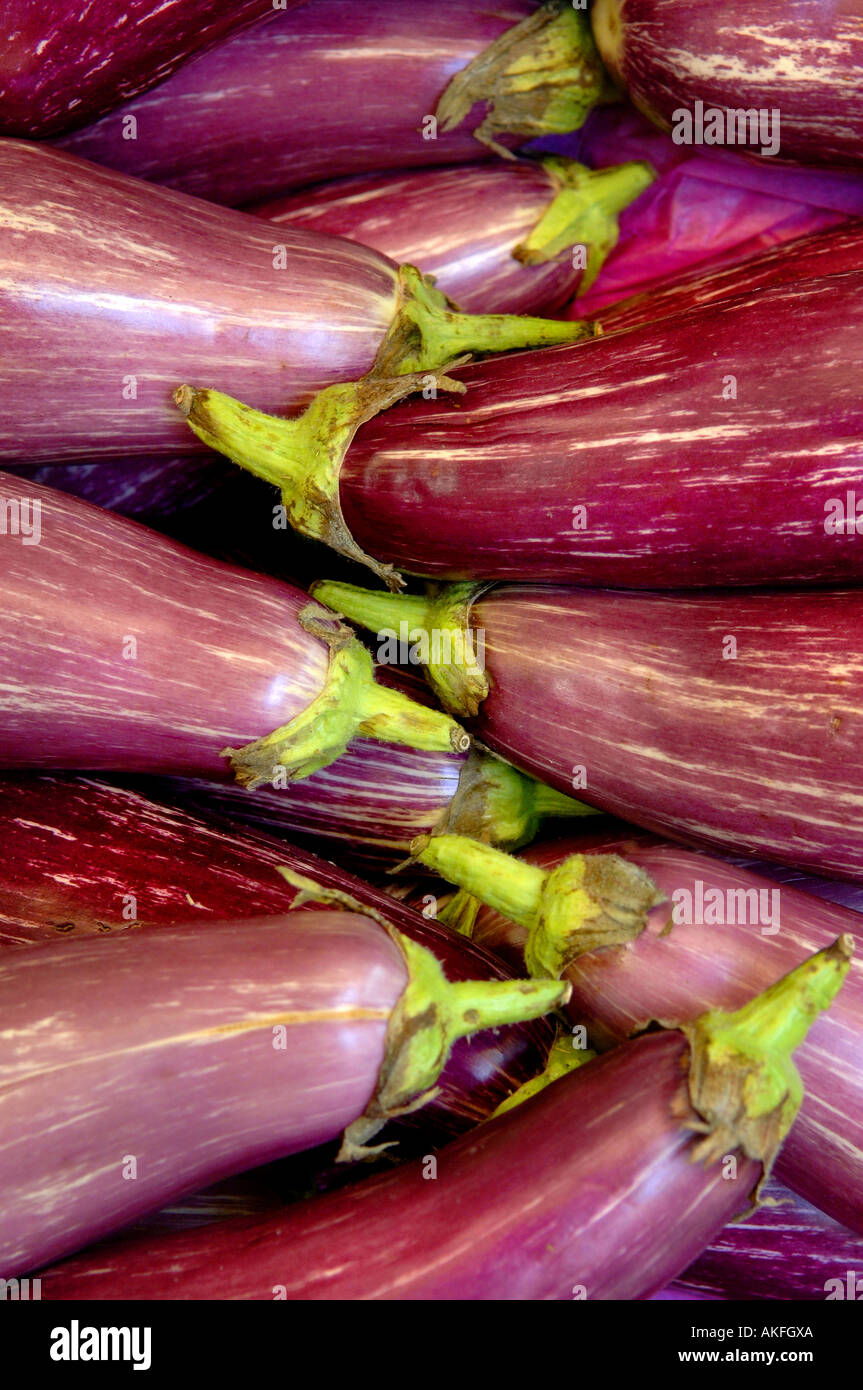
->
0, 912, 407, 1279
256, 162, 579, 316
595, 0, 863, 168
0, 774, 553, 1145
339, 269, 863, 586
0, 142, 400, 462
55, 0, 536, 207
461, 586, 863, 879
669, 1178, 863, 1300
0, 471, 329, 777
473, 831, 863, 1230
0, 1, 288, 138
38, 1031, 760, 1300
601, 220, 863, 334
149, 742, 465, 871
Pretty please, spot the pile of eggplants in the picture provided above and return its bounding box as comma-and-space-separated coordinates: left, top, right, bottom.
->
53, 0, 612, 205
33, 942, 852, 1299
311, 580, 863, 879
423, 828, 863, 1232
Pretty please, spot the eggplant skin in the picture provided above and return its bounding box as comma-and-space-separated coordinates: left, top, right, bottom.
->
0, 142, 399, 462
0, 2, 290, 139
473, 831, 863, 1232
38, 1031, 759, 1301
0, 775, 554, 1146
466, 587, 863, 882
593, 0, 863, 168
340, 271, 863, 588
54, 0, 537, 206
256, 162, 578, 317
0, 913, 406, 1279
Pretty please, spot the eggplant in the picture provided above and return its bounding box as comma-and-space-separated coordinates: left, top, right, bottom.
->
35, 942, 851, 1299
0, 773, 563, 1165
309, 582, 863, 881
0, 909, 567, 1278
601, 220, 863, 335
591, 0, 863, 169
0, 1, 289, 139
55, 0, 614, 206
670, 1179, 863, 1301
417, 830, 863, 1230
0, 472, 471, 792
254, 158, 654, 316
0, 142, 590, 469
187, 267, 863, 589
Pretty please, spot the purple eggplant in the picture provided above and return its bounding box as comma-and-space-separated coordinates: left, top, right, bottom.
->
0, 1, 290, 138
0, 142, 589, 468
310, 582, 863, 881
188, 265, 863, 589
600, 220, 863, 335
420, 829, 863, 1230
591, 0, 863, 169
0, 472, 471, 791
0, 773, 563, 1162
35, 942, 851, 1299
254, 157, 654, 316
670, 1178, 863, 1301
0, 908, 566, 1278
55, 0, 613, 206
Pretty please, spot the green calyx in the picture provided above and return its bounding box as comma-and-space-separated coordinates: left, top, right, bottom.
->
222, 609, 468, 791
434, 744, 599, 851
275, 864, 570, 1159
311, 578, 490, 717
412, 834, 661, 980
435, 0, 619, 156
373, 264, 595, 379
677, 936, 853, 1188
174, 367, 465, 590
514, 157, 656, 293
493, 1026, 596, 1118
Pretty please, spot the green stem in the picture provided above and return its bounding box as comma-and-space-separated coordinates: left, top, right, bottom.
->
514, 157, 656, 293
312, 578, 491, 717
493, 1027, 596, 1117
678, 936, 853, 1185
435, 0, 619, 156
437, 745, 599, 852
374, 265, 595, 379
413, 833, 661, 980
274, 864, 571, 1159
175, 368, 465, 590
222, 617, 468, 790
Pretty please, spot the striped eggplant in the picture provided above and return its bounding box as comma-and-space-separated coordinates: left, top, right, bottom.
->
35, 943, 851, 1299
185, 267, 863, 588
0, 909, 566, 1278
0, 472, 470, 791
0, 142, 589, 469
254, 158, 655, 316
311, 581, 863, 880
669, 1178, 863, 1301
0, 1, 290, 138
0, 773, 563, 1162
600, 220, 863, 335
591, 0, 863, 169
54, 0, 614, 206
417, 829, 863, 1230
